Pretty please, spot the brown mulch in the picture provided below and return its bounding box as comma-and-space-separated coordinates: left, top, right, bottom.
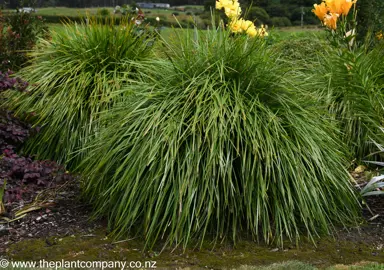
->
0, 110, 102, 254
0, 179, 102, 254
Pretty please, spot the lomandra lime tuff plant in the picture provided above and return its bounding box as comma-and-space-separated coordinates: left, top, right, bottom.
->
79, 17, 361, 249
5, 16, 155, 165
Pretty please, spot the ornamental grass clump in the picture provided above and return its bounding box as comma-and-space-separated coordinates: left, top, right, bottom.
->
79, 23, 361, 249
5, 16, 155, 165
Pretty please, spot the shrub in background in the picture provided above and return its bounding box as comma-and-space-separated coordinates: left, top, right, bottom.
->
247, 6, 269, 25
356, 0, 384, 43
290, 7, 318, 26
97, 8, 110, 17
265, 4, 290, 18
79, 26, 360, 249
270, 16, 292, 27
5, 16, 155, 165
199, 11, 226, 28
0, 10, 48, 70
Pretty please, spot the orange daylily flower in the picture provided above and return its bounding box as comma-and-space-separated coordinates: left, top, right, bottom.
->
323, 13, 339, 29
325, 0, 343, 14
325, 0, 356, 16
340, 0, 356, 16
312, 2, 328, 20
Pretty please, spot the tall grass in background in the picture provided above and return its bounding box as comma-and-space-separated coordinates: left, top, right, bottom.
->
5, 16, 155, 165
310, 43, 384, 160
79, 25, 361, 249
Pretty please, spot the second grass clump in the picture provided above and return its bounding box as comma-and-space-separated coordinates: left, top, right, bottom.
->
6, 16, 155, 165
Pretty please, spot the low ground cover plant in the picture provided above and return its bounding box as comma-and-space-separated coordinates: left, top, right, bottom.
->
5, 16, 156, 166
78, 17, 361, 249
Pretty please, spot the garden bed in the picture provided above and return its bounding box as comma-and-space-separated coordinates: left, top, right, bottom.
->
0, 111, 383, 269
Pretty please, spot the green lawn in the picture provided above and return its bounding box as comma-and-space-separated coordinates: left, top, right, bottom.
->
4, 6, 198, 16
156, 26, 324, 45
3, 7, 114, 16
5, 7, 323, 36
267, 26, 324, 42
46, 21, 323, 43
29, 7, 199, 25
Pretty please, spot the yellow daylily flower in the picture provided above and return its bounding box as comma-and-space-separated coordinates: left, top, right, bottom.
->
228, 18, 245, 33
246, 26, 257, 37
216, 0, 241, 18
216, 0, 223, 9
257, 24, 268, 37
241, 20, 254, 31
224, 3, 241, 18
377, 31, 383, 40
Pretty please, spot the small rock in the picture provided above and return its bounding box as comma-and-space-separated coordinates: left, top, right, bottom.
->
0, 225, 9, 236
354, 165, 366, 173
270, 248, 279, 252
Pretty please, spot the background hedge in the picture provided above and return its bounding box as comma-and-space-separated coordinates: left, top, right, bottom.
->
357, 0, 384, 42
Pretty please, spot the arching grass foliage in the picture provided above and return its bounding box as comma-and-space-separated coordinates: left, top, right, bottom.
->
6, 16, 155, 165
78, 26, 361, 249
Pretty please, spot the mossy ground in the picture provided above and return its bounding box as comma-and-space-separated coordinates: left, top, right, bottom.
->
5, 229, 384, 269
